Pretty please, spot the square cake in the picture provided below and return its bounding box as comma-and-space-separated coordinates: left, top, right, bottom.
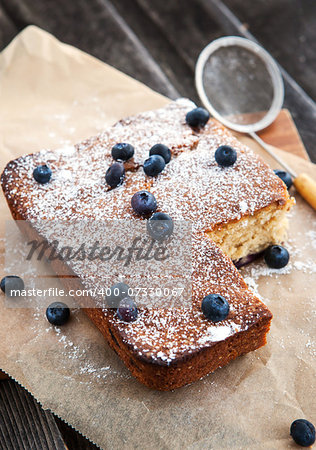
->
1, 99, 293, 390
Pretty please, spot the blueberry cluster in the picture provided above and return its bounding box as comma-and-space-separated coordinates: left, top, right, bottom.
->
131, 191, 174, 241
32, 110, 237, 189
106, 141, 172, 189
143, 143, 171, 177
105, 143, 135, 188
125, 145, 173, 238
0, 276, 71, 325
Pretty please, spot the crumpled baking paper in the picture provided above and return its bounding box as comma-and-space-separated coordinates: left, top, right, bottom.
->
0, 26, 315, 449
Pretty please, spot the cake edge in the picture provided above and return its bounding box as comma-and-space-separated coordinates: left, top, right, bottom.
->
84, 307, 272, 390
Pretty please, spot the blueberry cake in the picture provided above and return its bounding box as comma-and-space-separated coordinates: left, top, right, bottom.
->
1, 99, 293, 390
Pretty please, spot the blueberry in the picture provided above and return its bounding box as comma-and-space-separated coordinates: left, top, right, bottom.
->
46, 301, 70, 326
105, 162, 125, 188
143, 155, 166, 177
149, 144, 171, 164
186, 107, 210, 128
201, 294, 230, 322
33, 165, 52, 184
106, 282, 130, 308
131, 191, 157, 216
117, 296, 138, 322
147, 212, 174, 241
274, 170, 293, 190
290, 419, 315, 447
0, 275, 24, 297
215, 145, 237, 167
234, 251, 264, 269
264, 245, 289, 269
111, 143, 134, 161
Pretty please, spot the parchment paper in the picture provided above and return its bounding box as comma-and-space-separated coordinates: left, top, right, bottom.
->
0, 26, 315, 450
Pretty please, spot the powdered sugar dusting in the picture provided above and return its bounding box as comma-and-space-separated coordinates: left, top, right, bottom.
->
108, 235, 269, 363
150, 119, 288, 232
1, 99, 276, 364
198, 323, 242, 345
2, 99, 287, 230
28, 306, 131, 382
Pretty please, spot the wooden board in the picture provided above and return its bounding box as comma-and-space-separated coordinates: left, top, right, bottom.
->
258, 109, 309, 161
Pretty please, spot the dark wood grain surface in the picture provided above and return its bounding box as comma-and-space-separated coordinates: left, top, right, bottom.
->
0, 379, 66, 449
0, 1, 315, 449
0, 373, 99, 450
224, 0, 316, 102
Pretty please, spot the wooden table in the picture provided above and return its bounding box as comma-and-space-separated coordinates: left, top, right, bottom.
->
0, 1, 315, 449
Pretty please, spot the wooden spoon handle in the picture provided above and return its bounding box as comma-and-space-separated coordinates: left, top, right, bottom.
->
294, 173, 316, 211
